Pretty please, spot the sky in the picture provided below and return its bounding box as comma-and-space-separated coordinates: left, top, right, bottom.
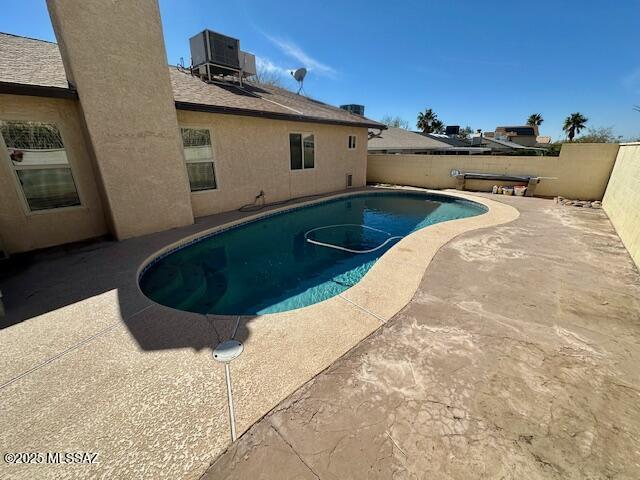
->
1, 0, 639, 140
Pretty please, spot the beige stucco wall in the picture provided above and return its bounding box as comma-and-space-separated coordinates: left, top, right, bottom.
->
368, 143, 620, 200
0, 94, 108, 253
603, 143, 640, 268
47, 0, 194, 240
177, 110, 368, 218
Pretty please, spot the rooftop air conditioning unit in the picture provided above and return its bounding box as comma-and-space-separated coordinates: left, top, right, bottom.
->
190, 30, 240, 72
239, 51, 256, 77
445, 125, 460, 136
340, 104, 365, 116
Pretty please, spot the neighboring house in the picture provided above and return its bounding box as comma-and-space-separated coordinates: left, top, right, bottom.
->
368, 127, 489, 155
490, 125, 539, 147
472, 135, 549, 154
425, 133, 490, 154
0, 11, 383, 254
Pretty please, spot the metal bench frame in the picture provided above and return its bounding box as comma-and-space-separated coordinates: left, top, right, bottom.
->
454, 172, 540, 197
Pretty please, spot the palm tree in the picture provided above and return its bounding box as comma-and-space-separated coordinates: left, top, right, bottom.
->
527, 113, 544, 126
563, 113, 588, 141
416, 108, 438, 133
431, 119, 445, 134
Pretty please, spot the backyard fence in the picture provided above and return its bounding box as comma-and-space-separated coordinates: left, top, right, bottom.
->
603, 142, 640, 268
367, 143, 620, 201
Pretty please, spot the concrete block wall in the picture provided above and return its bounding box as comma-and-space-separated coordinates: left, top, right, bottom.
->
367, 143, 620, 200
603, 143, 640, 269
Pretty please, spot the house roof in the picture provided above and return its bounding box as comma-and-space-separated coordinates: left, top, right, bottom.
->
482, 136, 547, 151
495, 126, 536, 136
0, 32, 383, 129
426, 133, 474, 147
0, 33, 71, 96
368, 127, 455, 151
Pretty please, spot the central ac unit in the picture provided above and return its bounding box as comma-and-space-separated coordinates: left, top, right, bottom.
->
190, 30, 240, 71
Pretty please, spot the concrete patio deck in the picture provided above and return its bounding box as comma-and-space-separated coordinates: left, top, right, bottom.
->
205, 194, 640, 479
1, 191, 639, 479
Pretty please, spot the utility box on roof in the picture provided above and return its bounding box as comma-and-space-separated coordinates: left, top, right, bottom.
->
190, 30, 240, 71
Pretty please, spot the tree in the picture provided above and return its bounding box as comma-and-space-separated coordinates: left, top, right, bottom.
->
417, 108, 441, 133
527, 113, 544, 126
431, 119, 445, 134
457, 126, 473, 140
380, 115, 410, 130
563, 112, 588, 141
251, 64, 286, 88
574, 127, 618, 143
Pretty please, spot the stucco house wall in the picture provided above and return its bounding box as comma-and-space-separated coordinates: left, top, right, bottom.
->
0, 95, 369, 253
177, 110, 368, 218
0, 94, 108, 253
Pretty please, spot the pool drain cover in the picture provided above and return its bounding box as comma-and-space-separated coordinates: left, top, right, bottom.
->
213, 340, 244, 363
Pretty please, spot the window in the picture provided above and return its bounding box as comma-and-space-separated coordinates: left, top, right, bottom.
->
348, 135, 357, 149
181, 127, 217, 191
289, 133, 314, 170
0, 120, 81, 212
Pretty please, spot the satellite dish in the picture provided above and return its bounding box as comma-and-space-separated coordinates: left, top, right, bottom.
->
291, 68, 307, 94
292, 68, 307, 82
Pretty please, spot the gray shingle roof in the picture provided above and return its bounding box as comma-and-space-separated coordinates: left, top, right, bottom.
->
368, 127, 456, 151
0, 32, 383, 129
426, 133, 472, 147
0, 33, 68, 89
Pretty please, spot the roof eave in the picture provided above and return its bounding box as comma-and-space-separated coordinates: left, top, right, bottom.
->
0, 81, 78, 99
174, 101, 386, 129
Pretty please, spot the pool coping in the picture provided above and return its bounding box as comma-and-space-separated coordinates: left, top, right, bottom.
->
136, 186, 520, 324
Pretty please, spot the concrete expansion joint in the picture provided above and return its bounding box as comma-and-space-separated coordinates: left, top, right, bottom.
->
338, 294, 386, 324
270, 423, 320, 479
0, 304, 153, 392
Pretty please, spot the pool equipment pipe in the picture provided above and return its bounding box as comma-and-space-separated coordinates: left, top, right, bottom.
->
304, 224, 403, 254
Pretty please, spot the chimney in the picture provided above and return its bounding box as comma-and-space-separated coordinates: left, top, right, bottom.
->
46, 0, 193, 239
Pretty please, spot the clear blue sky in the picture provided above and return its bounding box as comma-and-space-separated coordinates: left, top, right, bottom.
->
2, 0, 639, 140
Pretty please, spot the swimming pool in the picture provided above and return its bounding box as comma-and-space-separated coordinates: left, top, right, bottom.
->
139, 192, 486, 315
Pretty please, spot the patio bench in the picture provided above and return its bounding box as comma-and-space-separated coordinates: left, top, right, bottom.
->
454, 172, 540, 197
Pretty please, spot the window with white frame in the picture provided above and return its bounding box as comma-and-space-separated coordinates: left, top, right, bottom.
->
180, 127, 217, 191
289, 133, 314, 170
0, 120, 81, 212
348, 135, 357, 149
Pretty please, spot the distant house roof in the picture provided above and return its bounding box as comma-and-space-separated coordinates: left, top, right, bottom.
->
482, 136, 547, 151
426, 133, 474, 147
368, 127, 454, 151
0, 32, 383, 129
496, 126, 536, 136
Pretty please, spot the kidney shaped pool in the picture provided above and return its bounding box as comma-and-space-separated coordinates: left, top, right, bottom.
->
139, 192, 486, 315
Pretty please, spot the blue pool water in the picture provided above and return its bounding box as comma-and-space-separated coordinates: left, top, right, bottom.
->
139, 192, 486, 315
